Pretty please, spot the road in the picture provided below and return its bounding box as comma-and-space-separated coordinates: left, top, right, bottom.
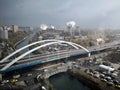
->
0, 39, 120, 73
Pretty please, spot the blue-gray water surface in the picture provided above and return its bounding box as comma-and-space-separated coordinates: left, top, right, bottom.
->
49, 72, 91, 90
16, 33, 36, 54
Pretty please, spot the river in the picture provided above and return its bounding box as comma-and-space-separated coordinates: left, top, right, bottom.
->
15, 32, 36, 54
49, 72, 91, 90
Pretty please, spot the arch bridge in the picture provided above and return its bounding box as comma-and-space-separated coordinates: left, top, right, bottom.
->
0, 39, 90, 73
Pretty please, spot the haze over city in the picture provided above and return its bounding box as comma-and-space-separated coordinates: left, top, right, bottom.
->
0, 0, 120, 29
0, 0, 120, 90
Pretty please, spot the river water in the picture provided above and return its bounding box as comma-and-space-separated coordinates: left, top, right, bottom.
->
49, 72, 91, 90
16, 33, 36, 54
15, 36, 30, 53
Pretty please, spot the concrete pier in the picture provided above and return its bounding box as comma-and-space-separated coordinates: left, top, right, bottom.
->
0, 74, 2, 82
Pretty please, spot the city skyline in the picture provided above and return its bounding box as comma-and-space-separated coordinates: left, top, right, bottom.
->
0, 0, 120, 29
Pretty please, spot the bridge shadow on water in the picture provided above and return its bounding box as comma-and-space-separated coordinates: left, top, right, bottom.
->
49, 72, 91, 90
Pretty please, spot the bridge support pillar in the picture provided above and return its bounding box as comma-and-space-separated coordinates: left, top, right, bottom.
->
88, 53, 91, 57
0, 74, 2, 82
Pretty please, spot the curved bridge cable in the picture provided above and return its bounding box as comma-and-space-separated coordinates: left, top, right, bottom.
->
0, 39, 86, 63
1, 41, 90, 71
70, 42, 91, 57
0, 39, 64, 63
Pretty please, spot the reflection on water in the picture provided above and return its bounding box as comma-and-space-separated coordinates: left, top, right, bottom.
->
49, 72, 91, 90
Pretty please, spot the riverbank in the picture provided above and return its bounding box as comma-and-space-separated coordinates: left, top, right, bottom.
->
14, 36, 28, 49
67, 69, 119, 90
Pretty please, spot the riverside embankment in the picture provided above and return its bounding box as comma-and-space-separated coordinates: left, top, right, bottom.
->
68, 69, 119, 90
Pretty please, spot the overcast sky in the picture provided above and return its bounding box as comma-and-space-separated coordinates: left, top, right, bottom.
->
0, 0, 120, 29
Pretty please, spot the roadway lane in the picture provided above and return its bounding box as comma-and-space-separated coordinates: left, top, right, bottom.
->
0, 40, 120, 72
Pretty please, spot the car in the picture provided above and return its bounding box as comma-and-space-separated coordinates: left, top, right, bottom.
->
1, 80, 9, 84
110, 74, 117, 79
102, 72, 106, 74
10, 79, 18, 83
118, 67, 120, 70
100, 78, 107, 82
84, 69, 89, 73
100, 73, 105, 78
93, 71, 99, 74
105, 76, 111, 80
111, 73, 118, 77
27, 73, 32, 77
103, 79, 107, 82
13, 74, 20, 79
94, 74, 100, 78
107, 81, 114, 86
115, 84, 120, 89
113, 80, 120, 85
88, 72, 93, 76
41, 86, 47, 90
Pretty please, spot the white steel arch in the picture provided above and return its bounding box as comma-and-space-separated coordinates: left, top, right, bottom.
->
1, 40, 90, 71
0, 39, 79, 63
71, 43, 90, 57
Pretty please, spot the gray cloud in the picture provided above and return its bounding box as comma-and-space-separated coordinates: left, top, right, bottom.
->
0, 0, 120, 29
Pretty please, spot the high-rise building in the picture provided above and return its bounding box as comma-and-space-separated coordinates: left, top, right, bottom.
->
0, 30, 8, 40
75, 26, 81, 36
30, 27, 33, 31
12, 25, 18, 33
2, 26, 7, 30
0, 26, 3, 30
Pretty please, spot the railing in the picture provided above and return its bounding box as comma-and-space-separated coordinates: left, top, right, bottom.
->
44, 67, 68, 78
0, 40, 120, 73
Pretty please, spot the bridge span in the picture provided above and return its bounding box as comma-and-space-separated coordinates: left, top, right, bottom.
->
0, 39, 120, 74
0, 40, 90, 72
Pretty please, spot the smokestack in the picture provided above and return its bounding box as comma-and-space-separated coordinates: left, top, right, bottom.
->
66, 21, 76, 36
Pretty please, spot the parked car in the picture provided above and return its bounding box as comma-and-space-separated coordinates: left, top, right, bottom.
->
88, 72, 94, 76
115, 84, 120, 89
10, 79, 18, 83
105, 76, 112, 81
100, 78, 107, 82
107, 81, 114, 86
1, 80, 9, 84
113, 80, 120, 85
93, 73, 100, 78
